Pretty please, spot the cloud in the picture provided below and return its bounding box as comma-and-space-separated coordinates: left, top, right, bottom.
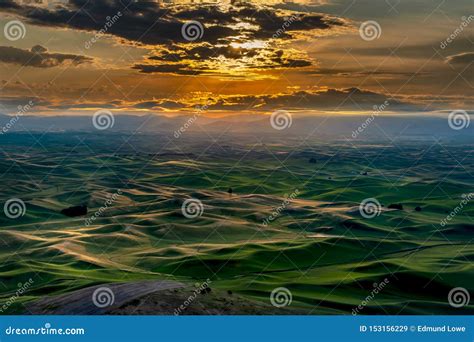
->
114, 88, 420, 112
0, 45, 92, 68
133, 100, 186, 109
446, 52, 474, 65
341, 37, 474, 60
132, 63, 204, 76
203, 87, 420, 112
134, 44, 313, 76
0, 0, 346, 76
2, 87, 421, 114
0, 1, 344, 45
0, 95, 51, 113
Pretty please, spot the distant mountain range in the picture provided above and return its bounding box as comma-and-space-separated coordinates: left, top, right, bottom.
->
0, 113, 472, 141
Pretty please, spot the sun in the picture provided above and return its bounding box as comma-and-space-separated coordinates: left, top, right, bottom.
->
230, 40, 268, 49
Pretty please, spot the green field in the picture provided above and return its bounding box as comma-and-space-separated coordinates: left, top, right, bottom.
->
0, 132, 472, 314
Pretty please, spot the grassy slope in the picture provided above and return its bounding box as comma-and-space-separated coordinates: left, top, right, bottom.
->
0, 133, 472, 314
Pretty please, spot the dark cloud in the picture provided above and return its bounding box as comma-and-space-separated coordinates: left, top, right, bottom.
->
9, 88, 419, 113
0, 1, 344, 45
126, 88, 419, 112
50, 102, 117, 110
59, 88, 409, 112
205, 88, 420, 112
137, 43, 312, 75
0, 45, 92, 68
0, 0, 345, 75
133, 100, 185, 109
233, 5, 344, 40
27, 98, 187, 112
150, 44, 260, 62
446, 52, 474, 65
132, 63, 203, 75
191, 87, 419, 111
0, 96, 51, 112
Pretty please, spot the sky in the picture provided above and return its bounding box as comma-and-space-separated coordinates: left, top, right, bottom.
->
0, 0, 472, 116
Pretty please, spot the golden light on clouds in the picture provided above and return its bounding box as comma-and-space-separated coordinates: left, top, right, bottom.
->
0, 0, 472, 115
